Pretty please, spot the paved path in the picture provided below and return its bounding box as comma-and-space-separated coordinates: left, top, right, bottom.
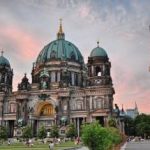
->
121, 140, 150, 150
77, 147, 89, 150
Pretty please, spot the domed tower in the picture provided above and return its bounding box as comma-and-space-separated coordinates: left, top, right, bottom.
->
31, 21, 86, 89
87, 42, 112, 86
0, 51, 13, 93
87, 42, 115, 120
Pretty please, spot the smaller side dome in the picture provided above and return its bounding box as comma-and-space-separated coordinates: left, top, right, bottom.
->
0, 51, 10, 67
90, 42, 108, 57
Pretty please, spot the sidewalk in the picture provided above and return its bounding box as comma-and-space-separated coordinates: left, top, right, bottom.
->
120, 142, 127, 150
77, 147, 89, 150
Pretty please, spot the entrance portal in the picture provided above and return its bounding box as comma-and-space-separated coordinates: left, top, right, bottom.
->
96, 116, 104, 126
8, 120, 14, 137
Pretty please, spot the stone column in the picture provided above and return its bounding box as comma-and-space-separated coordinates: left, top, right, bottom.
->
91, 66, 94, 76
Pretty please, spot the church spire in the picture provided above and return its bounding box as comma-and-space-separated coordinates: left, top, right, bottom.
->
57, 19, 65, 40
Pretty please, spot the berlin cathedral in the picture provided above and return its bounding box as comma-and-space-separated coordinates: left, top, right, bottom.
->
0, 22, 115, 137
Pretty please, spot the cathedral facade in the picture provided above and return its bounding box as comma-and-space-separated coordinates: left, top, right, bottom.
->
0, 23, 115, 137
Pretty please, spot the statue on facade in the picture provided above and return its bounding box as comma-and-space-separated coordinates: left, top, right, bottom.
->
115, 104, 120, 117
40, 68, 49, 90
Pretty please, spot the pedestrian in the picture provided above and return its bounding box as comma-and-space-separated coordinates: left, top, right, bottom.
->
49, 141, 54, 150
8, 140, 11, 145
77, 137, 80, 144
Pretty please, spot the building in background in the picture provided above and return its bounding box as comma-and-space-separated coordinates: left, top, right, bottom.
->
0, 22, 115, 137
126, 103, 139, 119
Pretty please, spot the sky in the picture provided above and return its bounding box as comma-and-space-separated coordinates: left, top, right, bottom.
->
0, 0, 150, 114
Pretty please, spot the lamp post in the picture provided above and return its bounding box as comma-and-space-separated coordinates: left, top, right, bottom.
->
77, 118, 80, 137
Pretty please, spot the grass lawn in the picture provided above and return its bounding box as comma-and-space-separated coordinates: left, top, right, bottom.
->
0, 141, 80, 150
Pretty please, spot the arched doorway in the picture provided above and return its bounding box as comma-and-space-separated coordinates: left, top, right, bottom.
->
35, 101, 55, 116
33, 101, 56, 136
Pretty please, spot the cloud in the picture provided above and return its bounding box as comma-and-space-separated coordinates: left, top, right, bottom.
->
0, 0, 150, 113
0, 25, 41, 60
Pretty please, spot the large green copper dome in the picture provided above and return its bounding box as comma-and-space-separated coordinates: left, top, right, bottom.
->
0, 52, 10, 67
36, 23, 84, 65
90, 43, 108, 57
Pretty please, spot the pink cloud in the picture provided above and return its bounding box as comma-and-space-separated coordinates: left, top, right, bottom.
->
0, 25, 41, 60
112, 63, 150, 114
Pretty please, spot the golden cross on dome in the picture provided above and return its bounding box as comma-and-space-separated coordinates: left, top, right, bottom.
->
60, 18, 62, 25
59, 18, 63, 33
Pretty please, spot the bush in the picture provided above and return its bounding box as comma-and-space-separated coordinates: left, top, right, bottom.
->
107, 127, 122, 145
22, 125, 32, 139
108, 117, 117, 128
38, 125, 47, 139
0, 126, 7, 140
66, 123, 77, 138
81, 122, 122, 150
51, 125, 59, 138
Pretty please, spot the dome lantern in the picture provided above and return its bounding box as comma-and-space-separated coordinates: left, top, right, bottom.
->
57, 19, 65, 40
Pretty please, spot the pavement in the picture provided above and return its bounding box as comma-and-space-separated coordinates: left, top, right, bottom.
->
76, 147, 89, 150
121, 140, 150, 150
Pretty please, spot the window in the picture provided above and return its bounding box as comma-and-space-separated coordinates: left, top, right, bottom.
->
76, 101, 83, 110
10, 103, 16, 113
51, 72, 56, 82
50, 50, 56, 58
94, 99, 103, 109
96, 100, 101, 109
71, 72, 75, 86
70, 51, 76, 61
95, 66, 102, 76
63, 104, 67, 111
57, 72, 60, 82
61, 130, 65, 134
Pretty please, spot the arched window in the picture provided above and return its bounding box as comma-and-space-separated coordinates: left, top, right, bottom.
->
10, 103, 16, 113
51, 72, 56, 82
76, 101, 83, 110
95, 66, 102, 76
50, 50, 56, 59
70, 51, 76, 61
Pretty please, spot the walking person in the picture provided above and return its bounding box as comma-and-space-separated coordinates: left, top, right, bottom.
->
49, 141, 54, 150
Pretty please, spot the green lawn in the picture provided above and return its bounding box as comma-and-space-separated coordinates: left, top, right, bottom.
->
0, 141, 80, 150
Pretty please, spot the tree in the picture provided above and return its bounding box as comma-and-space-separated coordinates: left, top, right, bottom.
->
22, 125, 32, 139
124, 116, 135, 136
66, 123, 77, 138
81, 122, 122, 150
50, 125, 59, 138
106, 127, 122, 145
38, 125, 47, 139
0, 126, 7, 141
108, 117, 117, 128
134, 114, 150, 138
136, 122, 150, 138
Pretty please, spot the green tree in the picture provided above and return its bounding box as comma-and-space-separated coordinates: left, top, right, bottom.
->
135, 114, 150, 138
124, 116, 135, 136
66, 123, 77, 138
38, 125, 47, 139
108, 117, 117, 128
22, 125, 32, 139
50, 125, 59, 138
107, 127, 122, 145
81, 122, 122, 150
0, 126, 7, 140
